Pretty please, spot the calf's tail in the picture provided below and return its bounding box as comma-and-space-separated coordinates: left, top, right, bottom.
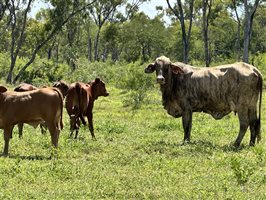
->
75, 83, 86, 125
53, 88, 64, 130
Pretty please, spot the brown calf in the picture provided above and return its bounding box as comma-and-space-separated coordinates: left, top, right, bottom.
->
0, 86, 63, 155
65, 78, 109, 139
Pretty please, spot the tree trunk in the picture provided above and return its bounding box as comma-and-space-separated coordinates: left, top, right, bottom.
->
243, 17, 251, 63
242, 0, 260, 63
94, 28, 101, 61
166, 0, 194, 64
232, 0, 241, 60
88, 36, 92, 62
202, 0, 211, 67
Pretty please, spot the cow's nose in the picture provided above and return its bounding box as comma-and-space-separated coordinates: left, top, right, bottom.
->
157, 75, 165, 84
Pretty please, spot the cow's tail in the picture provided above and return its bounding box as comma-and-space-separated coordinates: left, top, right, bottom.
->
75, 83, 86, 125
53, 88, 64, 130
255, 72, 263, 143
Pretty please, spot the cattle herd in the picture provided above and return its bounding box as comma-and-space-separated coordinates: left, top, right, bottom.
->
0, 56, 263, 156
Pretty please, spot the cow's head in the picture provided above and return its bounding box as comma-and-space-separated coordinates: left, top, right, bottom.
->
0, 86, 7, 94
91, 78, 109, 99
53, 80, 69, 97
145, 56, 184, 85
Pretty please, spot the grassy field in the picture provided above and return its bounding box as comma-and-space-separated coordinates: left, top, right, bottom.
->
0, 86, 265, 199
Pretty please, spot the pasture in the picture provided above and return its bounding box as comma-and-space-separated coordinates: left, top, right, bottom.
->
0, 86, 265, 199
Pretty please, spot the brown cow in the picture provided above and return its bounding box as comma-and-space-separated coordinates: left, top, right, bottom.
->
65, 78, 109, 139
145, 56, 263, 147
0, 86, 63, 156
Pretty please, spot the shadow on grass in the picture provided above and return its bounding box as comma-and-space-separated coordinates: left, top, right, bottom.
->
138, 139, 248, 157
1, 153, 53, 160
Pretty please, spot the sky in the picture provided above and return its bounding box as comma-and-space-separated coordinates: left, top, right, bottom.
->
31, 0, 173, 22
139, 0, 168, 18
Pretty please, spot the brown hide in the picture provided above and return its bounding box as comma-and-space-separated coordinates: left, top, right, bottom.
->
145, 56, 263, 147
14, 83, 38, 92
0, 86, 64, 155
65, 78, 109, 139
14, 83, 46, 137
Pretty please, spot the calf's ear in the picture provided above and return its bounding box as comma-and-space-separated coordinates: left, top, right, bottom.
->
0, 86, 7, 93
95, 78, 100, 83
170, 63, 184, 75
145, 63, 155, 73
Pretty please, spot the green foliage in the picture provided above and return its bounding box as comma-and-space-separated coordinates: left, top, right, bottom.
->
0, 52, 10, 78
116, 62, 155, 109
230, 155, 256, 184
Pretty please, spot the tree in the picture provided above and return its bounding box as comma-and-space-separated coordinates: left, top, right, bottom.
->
230, 0, 242, 60
166, 0, 195, 64
5, 0, 96, 84
242, 0, 261, 63
89, 0, 124, 61
7, 0, 34, 83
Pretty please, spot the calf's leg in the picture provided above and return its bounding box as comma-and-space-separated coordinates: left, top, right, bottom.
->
18, 123, 23, 138
87, 111, 96, 139
182, 110, 192, 143
46, 122, 59, 148
3, 125, 14, 156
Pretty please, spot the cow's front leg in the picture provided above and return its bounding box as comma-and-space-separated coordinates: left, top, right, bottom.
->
87, 111, 96, 140
182, 110, 193, 143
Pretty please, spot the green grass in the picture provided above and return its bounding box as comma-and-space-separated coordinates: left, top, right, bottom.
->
0, 86, 265, 199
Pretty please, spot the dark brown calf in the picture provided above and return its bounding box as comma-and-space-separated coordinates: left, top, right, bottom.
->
65, 78, 109, 139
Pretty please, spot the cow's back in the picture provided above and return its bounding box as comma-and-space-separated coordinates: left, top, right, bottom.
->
0, 88, 62, 126
170, 62, 262, 118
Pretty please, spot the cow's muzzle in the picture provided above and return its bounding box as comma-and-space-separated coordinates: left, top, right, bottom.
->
156, 75, 165, 85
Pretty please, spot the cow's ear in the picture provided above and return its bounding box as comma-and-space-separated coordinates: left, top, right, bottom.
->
170, 64, 184, 75
0, 86, 7, 93
145, 63, 155, 73
95, 78, 100, 83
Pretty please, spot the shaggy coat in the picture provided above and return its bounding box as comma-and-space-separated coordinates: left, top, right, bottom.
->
145, 56, 262, 147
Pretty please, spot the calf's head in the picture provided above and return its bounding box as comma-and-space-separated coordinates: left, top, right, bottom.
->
91, 78, 109, 99
145, 56, 184, 85
53, 80, 69, 97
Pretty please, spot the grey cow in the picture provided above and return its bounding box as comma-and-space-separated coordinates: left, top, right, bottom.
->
145, 56, 263, 147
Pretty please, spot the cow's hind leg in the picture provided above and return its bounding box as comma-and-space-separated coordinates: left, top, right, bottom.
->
46, 122, 59, 148
3, 125, 14, 156
87, 111, 96, 140
248, 108, 259, 146
234, 109, 249, 147
182, 110, 192, 143
18, 123, 23, 138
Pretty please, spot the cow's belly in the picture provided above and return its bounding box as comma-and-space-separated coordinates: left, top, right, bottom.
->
201, 101, 233, 120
